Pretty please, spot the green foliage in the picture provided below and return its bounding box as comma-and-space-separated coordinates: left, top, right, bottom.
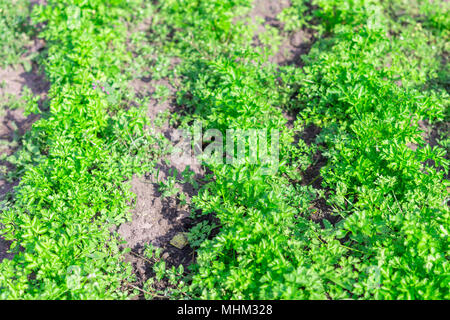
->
295, 0, 449, 299
1, 0, 448, 300
145, 0, 449, 300
278, 0, 312, 32
0, 0, 157, 299
0, 0, 34, 67
153, 84, 171, 102
141, 244, 190, 299
158, 168, 180, 199
187, 221, 218, 248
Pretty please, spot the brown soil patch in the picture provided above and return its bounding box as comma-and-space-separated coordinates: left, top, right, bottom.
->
0, 237, 14, 262
119, 75, 205, 298
0, 64, 48, 198
417, 119, 446, 148
250, 0, 316, 65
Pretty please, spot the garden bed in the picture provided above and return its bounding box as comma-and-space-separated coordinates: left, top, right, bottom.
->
0, 0, 448, 300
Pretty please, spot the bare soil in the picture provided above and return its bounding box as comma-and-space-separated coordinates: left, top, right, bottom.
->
250, 0, 316, 65
119, 76, 205, 297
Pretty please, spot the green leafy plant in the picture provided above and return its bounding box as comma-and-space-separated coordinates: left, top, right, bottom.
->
141, 243, 189, 299
0, 0, 158, 299
0, 0, 34, 67
1, 0, 448, 300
